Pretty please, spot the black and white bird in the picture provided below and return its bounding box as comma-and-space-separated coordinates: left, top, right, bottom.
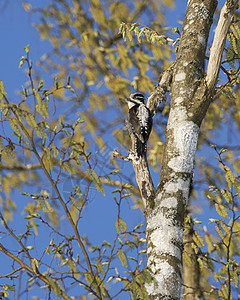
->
125, 92, 152, 157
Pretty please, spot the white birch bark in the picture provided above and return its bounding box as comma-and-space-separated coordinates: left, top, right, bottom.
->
137, 0, 239, 299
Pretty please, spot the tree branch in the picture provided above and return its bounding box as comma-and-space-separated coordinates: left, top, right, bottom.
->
0, 161, 140, 196
125, 65, 174, 209
206, 0, 239, 93
0, 212, 32, 262
0, 267, 22, 278
131, 155, 156, 209
2, 94, 103, 300
0, 163, 41, 171
147, 63, 174, 116
0, 243, 72, 300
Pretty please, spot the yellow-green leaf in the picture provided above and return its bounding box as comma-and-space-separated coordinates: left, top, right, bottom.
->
45, 275, 62, 297
51, 144, 59, 158
44, 199, 54, 212
193, 231, 205, 248
89, 169, 105, 196
32, 258, 39, 274
115, 218, 127, 234
9, 118, 21, 136
215, 203, 229, 218
118, 250, 128, 267
220, 189, 232, 203
96, 260, 105, 276
224, 166, 234, 190
25, 114, 38, 128
215, 225, 224, 240
205, 234, 214, 253
0, 80, 7, 99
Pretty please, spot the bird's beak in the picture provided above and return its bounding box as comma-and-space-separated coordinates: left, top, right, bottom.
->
120, 98, 129, 103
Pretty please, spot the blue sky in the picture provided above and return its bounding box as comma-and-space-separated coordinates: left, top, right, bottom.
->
0, 2, 50, 98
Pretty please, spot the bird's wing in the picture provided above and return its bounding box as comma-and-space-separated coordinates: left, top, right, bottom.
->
127, 107, 145, 143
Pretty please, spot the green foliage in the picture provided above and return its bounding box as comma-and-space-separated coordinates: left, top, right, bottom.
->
0, 284, 15, 298
28, 0, 174, 154
228, 23, 240, 57
220, 21, 240, 107
89, 169, 105, 196
0, 0, 240, 299
0, 49, 151, 298
186, 150, 240, 299
115, 217, 127, 234
119, 22, 179, 47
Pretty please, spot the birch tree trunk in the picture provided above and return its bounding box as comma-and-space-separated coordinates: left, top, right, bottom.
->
129, 0, 239, 299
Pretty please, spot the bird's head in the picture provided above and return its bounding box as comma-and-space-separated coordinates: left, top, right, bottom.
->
126, 92, 145, 108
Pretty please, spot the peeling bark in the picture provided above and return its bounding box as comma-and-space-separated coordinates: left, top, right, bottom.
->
147, 63, 174, 117
206, 0, 239, 93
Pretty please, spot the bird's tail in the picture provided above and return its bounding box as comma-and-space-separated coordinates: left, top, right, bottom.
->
136, 139, 147, 157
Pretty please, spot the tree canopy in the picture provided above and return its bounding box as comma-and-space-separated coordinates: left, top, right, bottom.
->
0, 0, 240, 299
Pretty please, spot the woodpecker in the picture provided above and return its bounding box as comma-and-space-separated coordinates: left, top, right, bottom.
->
125, 92, 152, 157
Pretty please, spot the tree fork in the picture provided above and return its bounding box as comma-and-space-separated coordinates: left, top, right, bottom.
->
140, 0, 238, 299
